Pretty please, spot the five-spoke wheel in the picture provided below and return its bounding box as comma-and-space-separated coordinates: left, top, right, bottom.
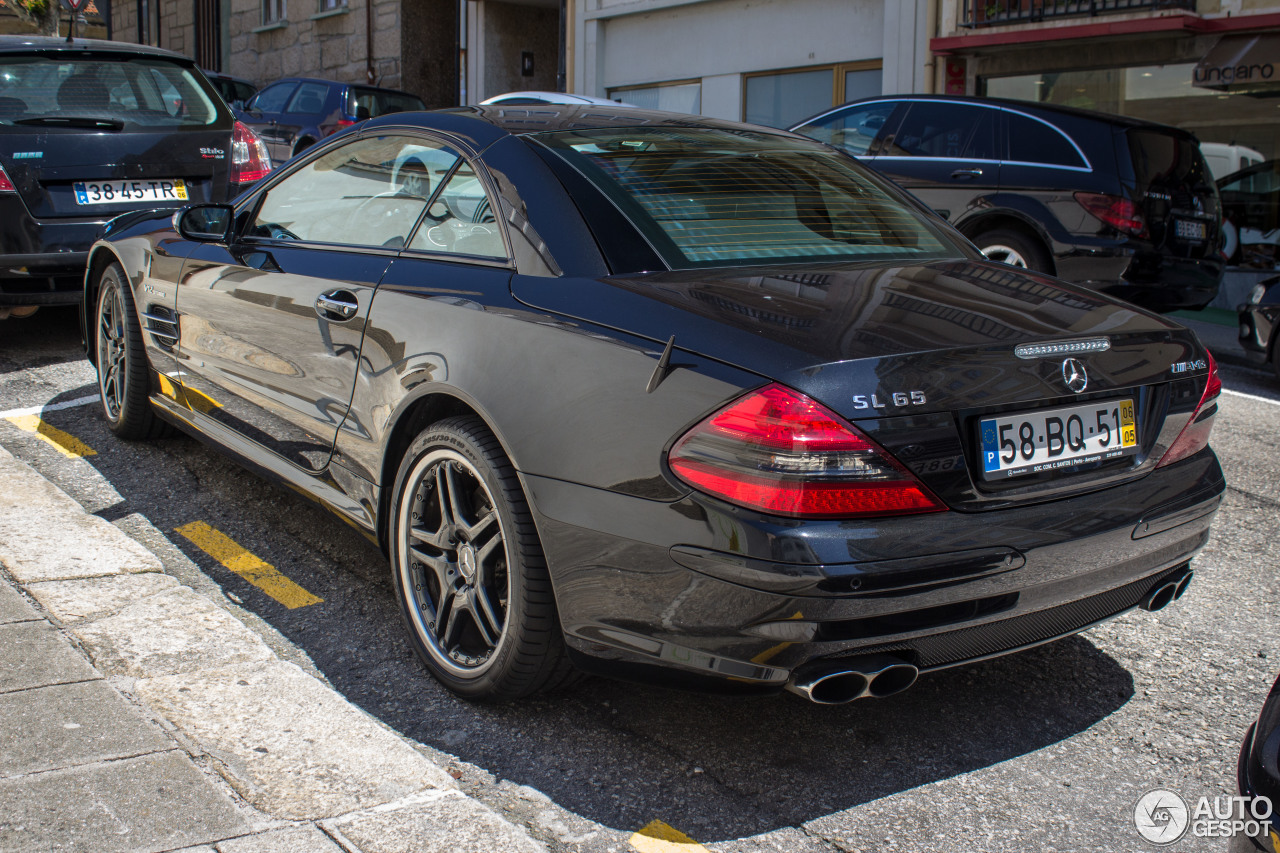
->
391, 417, 575, 700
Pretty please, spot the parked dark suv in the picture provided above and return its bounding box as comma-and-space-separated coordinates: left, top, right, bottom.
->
792, 95, 1224, 312
0, 36, 271, 319
239, 77, 425, 167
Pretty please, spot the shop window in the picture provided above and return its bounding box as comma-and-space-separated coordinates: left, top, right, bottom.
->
743, 61, 883, 129
608, 81, 701, 114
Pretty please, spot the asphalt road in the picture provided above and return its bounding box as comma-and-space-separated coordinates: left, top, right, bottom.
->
2, 306, 1278, 853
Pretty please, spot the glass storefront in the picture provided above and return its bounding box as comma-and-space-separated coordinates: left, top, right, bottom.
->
982, 62, 1280, 179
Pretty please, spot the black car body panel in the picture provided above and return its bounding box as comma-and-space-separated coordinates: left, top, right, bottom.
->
791, 95, 1224, 313
81, 105, 1224, 698
1233, 673, 1280, 853
1238, 274, 1280, 379
0, 36, 244, 308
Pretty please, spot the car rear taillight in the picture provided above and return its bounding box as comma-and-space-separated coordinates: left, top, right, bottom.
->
1075, 192, 1147, 238
668, 384, 946, 518
0, 163, 14, 193
334, 118, 357, 133
231, 121, 272, 185
1157, 349, 1221, 468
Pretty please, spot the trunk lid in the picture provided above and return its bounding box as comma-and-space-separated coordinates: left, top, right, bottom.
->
512, 260, 1210, 509
0, 127, 234, 217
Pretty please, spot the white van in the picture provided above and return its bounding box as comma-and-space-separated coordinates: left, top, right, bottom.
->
1201, 142, 1265, 180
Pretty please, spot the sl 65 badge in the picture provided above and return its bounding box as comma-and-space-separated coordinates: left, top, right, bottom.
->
853, 390, 927, 409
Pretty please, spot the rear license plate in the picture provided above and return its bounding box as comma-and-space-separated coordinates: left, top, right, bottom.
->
1175, 218, 1207, 241
73, 179, 188, 205
980, 398, 1138, 479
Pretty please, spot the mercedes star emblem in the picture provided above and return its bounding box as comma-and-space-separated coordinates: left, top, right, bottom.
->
1062, 357, 1089, 393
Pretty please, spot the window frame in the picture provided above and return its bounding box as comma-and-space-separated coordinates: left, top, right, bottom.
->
742, 59, 883, 128
606, 78, 702, 113
262, 0, 286, 27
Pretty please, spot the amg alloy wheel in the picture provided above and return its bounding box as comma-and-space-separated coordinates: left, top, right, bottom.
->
976, 228, 1049, 274
391, 417, 575, 700
95, 263, 169, 440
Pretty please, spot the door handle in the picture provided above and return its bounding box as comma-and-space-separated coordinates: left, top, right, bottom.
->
315, 291, 359, 321
951, 168, 983, 179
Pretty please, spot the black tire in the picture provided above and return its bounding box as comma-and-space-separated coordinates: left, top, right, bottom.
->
293, 138, 314, 158
973, 227, 1051, 273
389, 416, 576, 701
94, 263, 171, 440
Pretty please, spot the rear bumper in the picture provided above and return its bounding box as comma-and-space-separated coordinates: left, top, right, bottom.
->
525, 450, 1224, 691
0, 197, 104, 304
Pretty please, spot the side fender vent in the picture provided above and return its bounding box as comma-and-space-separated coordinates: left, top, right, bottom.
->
142, 305, 178, 351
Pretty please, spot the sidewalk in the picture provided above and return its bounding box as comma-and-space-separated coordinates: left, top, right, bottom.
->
0, 444, 546, 853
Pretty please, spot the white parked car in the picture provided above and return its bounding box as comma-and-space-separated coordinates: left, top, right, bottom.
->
479, 91, 638, 108
1201, 141, 1264, 181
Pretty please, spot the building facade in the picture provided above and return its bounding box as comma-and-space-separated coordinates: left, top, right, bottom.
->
568, 0, 934, 127
932, 0, 1280, 170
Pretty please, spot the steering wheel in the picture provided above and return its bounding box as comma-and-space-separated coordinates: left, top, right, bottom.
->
266, 223, 300, 240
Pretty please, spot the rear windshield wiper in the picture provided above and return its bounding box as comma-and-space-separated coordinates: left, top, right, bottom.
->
13, 116, 125, 130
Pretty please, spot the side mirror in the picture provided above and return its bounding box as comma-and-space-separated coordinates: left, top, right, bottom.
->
176, 204, 234, 243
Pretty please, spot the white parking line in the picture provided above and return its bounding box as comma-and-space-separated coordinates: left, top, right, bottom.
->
1221, 388, 1280, 408
0, 394, 100, 420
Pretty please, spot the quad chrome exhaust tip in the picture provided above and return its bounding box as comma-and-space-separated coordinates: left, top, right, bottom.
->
785, 654, 919, 705
1139, 566, 1193, 612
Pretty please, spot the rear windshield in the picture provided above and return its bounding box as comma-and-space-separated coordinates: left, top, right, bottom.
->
0, 55, 223, 128
347, 86, 426, 120
1127, 129, 1215, 196
536, 126, 960, 268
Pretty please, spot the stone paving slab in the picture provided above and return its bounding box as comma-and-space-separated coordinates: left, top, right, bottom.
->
324, 789, 548, 853
0, 446, 163, 582
137, 659, 455, 820
215, 825, 345, 852
0, 680, 172, 777
0, 620, 100, 694
0, 751, 249, 853
71, 586, 274, 678
0, 579, 37, 624
27, 571, 181, 624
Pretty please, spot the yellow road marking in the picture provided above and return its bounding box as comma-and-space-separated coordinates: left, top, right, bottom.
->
5, 415, 97, 458
175, 521, 322, 609
157, 375, 222, 413
629, 821, 710, 853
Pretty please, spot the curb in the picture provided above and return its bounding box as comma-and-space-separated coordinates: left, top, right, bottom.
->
0, 443, 547, 853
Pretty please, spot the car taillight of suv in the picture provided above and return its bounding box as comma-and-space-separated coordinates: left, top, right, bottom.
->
231, 121, 272, 186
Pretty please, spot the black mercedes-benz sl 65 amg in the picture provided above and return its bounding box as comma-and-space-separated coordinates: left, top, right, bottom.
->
80, 105, 1225, 703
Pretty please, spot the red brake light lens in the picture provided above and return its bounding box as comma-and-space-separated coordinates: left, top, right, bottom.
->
0, 163, 14, 193
1075, 192, 1147, 238
334, 118, 357, 133
231, 121, 272, 185
1157, 349, 1221, 468
668, 384, 946, 518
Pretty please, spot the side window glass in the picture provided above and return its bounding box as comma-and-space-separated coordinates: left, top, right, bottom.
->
794, 103, 896, 157
286, 82, 329, 115
407, 162, 506, 259
251, 82, 294, 113
883, 102, 997, 160
250, 135, 461, 249
1006, 113, 1085, 168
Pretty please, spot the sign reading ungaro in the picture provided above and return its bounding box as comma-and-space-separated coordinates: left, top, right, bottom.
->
1194, 34, 1280, 94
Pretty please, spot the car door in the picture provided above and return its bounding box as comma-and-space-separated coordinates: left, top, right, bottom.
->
998, 108, 1093, 235
872, 100, 1001, 223
173, 132, 454, 471
244, 81, 297, 165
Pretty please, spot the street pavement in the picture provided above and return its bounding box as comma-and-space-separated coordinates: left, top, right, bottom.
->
0, 306, 1278, 853
0, 443, 546, 852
